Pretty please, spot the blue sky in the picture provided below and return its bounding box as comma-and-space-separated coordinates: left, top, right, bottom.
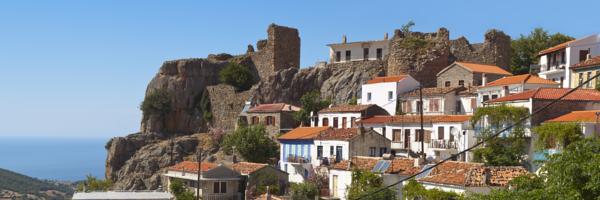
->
1, 0, 598, 138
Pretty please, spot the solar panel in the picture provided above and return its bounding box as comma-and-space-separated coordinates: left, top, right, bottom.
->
371, 160, 391, 173
371, 160, 384, 172
379, 160, 391, 173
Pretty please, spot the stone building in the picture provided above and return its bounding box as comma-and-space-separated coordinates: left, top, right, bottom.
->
571, 55, 600, 89
239, 103, 301, 137
250, 24, 301, 80
436, 62, 512, 88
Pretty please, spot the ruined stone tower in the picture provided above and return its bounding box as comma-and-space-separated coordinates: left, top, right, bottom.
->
250, 24, 301, 79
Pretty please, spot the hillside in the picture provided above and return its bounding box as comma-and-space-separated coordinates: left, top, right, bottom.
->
0, 168, 73, 200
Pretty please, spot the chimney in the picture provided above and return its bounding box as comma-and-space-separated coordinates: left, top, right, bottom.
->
384, 32, 389, 40
342, 35, 347, 44
414, 157, 424, 167
358, 126, 364, 136
481, 73, 487, 86
587, 53, 592, 61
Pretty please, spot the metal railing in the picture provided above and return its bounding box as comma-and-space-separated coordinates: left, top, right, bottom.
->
428, 139, 457, 149
286, 155, 310, 163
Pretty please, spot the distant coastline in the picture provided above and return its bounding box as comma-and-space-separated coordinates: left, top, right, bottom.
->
0, 136, 106, 181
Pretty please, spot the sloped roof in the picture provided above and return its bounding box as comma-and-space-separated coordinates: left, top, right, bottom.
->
168, 161, 218, 172
314, 128, 359, 141
359, 115, 472, 124
330, 156, 420, 176
417, 161, 528, 187
404, 87, 463, 97
247, 103, 300, 113
538, 40, 574, 55
319, 104, 374, 113
366, 75, 408, 84
277, 127, 330, 140
454, 62, 513, 75
482, 74, 558, 87
572, 55, 600, 69
486, 88, 600, 103
458, 86, 478, 96
231, 162, 268, 175
546, 110, 600, 123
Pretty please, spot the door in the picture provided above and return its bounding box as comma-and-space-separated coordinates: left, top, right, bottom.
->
404, 129, 410, 149
332, 175, 338, 197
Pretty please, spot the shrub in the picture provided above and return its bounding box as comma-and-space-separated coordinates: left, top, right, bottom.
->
222, 125, 278, 163
76, 175, 112, 192
290, 182, 318, 200
140, 89, 171, 115
219, 63, 255, 91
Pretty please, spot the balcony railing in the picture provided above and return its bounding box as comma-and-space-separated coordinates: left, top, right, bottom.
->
204, 193, 241, 200
286, 155, 310, 163
391, 141, 409, 149
428, 139, 457, 149
540, 63, 566, 72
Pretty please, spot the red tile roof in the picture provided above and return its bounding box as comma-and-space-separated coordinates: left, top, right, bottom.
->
482, 74, 558, 87
572, 55, 600, 69
168, 161, 218, 172
277, 127, 330, 140
404, 87, 463, 97
455, 62, 512, 75
538, 40, 574, 55
546, 110, 600, 123
330, 156, 420, 176
248, 103, 300, 113
231, 162, 268, 175
417, 161, 528, 187
366, 75, 407, 84
486, 88, 600, 103
315, 128, 359, 141
359, 115, 471, 124
319, 104, 374, 113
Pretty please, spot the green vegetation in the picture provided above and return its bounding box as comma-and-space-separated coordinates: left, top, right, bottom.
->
294, 91, 331, 126
471, 105, 529, 166
140, 89, 171, 115
348, 96, 358, 105
510, 28, 574, 74
290, 182, 318, 200
222, 125, 278, 163
533, 122, 583, 150
194, 89, 213, 122
76, 175, 112, 192
403, 179, 461, 200
254, 172, 281, 195
219, 62, 255, 91
0, 168, 73, 199
467, 139, 600, 200
169, 179, 196, 200
346, 170, 396, 200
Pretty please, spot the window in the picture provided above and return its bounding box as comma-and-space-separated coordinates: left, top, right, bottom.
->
345, 50, 351, 61
415, 129, 423, 142
579, 73, 584, 86
363, 48, 369, 61
376, 48, 383, 60
317, 146, 323, 159
367, 92, 372, 101
379, 148, 387, 156
416, 101, 423, 113
491, 94, 498, 99
482, 95, 489, 102
388, 91, 394, 100
438, 126, 445, 140
213, 181, 227, 194
342, 117, 347, 128
588, 72, 593, 87
322, 118, 329, 127
392, 129, 402, 142
561, 51, 566, 64
458, 80, 465, 87
336, 146, 343, 161
330, 146, 334, 156
335, 51, 341, 62
429, 99, 440, 112
449, 126, 455, 142
369, 147, 377, 157
333, 117, 339, 128
580, 49, 590, 62
265, 116, 275, 125
455, 100, 462, 113
251, 116, 259, 125
350, 117, 356, 127
445, 81, 451, 87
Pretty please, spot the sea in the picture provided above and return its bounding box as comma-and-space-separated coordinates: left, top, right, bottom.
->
0, 137, 107, 182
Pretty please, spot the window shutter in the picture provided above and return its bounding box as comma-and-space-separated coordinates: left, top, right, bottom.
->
424, 130, 432, 142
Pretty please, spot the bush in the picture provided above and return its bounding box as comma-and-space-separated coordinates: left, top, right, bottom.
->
347, 170, 396, 200
219, 63, 255, 91
290, 182, 318, 200
76, 175, 112, 192
140, 89, 171, 115
294, 91, 331, 126
169, 179, 196, 200
222, 125, 278, 163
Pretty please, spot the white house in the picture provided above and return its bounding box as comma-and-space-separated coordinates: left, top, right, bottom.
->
545, 110, 600, 139
311, 127, 391, 167
277, 126, 329, 183
360, 75, 420, 115
327, 35, 389, 63
327, 156, 420, 200
476, 74, 559, 107
358, 115, 475, 162
312, 104, 389, 128
537, 34, 600, 88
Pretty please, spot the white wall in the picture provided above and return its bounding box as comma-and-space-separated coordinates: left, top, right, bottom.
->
360, 77, 420, 115
311, 140, 350, 167
317, 112, 362, 128
329, 40, 388, 63
329, 170, 352, 200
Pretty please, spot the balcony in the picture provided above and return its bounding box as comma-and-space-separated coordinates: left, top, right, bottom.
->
391, 141, 409, 149
539, 63, 566, 75
286, 155, 310, 163
428, 139, 457, 149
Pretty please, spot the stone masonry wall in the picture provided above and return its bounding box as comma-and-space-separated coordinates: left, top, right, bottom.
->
250, 24, 300, 80
206, 84, 254, 132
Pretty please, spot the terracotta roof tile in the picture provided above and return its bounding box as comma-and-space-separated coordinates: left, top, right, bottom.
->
455, 62, 512, 75
277, 127, 330, 140
359, 115, 471, 124
418, 162, 529, 187
366, 75, 407, 84
482, 74, 558, 87
546, 110, 600, 123
486, 88, 600, 103
330, 156, 419, 176
248, 103, 300, 113
168, 161, 218, 172
572, 55, 600, 69
458, 86, 478, 96
319, 104, 374, 113
231, 162, 268, 175
315, 128, 358, 141
538, 40, 574, 55
404, 87, 463, 97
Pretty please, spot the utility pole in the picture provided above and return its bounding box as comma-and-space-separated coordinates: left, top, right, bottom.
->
196, 148, 203, 200
419, 85, 425, 160
169, 136, 174, 165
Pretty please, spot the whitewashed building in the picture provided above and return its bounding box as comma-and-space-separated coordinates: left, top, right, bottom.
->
359, 115, 475, 162
277, 127, 329, 183
476, 74, 559, 107
544, 110, 600, 139
311, 127, 390, 167
327, 35, 389, 63
360, 75, 420, 115
312, 104, 389, 128
537, 34, 600, 88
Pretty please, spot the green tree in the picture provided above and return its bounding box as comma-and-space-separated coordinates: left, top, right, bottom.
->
222, 125, 278, 163
169, 179, 196, 200
471, 105, 529, 166
403, 179, 461, 200
346, 170, 396, 200
294, 91, 331, 126
348, 96, 358, 105
532, 122, 583, 150
76, 175, 112, 192
219, 62, 255, 91
510, 28, 574, 74
140, 89, 171, 115
290, 182, 318, 200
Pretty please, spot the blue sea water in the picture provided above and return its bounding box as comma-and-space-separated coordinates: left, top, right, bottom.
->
0, 137, 107, 181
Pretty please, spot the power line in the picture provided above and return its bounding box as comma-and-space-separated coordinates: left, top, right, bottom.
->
352, 72, 600, 200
